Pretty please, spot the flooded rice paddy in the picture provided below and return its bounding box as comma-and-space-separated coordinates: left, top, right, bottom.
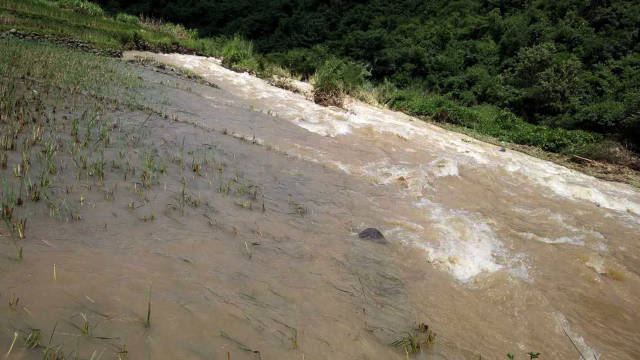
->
1, 48, 639, 359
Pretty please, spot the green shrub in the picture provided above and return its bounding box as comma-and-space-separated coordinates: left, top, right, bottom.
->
312, 57, 368, 107
221, 35, 258, 72
116, 13, 139, 24
312, 58, 345, 107
575, 101, 626, 131
195, 37, 227, 57
375, 78, 398, 105
56, 0, 104, 16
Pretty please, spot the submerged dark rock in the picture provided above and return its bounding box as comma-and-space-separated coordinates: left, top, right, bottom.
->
358, 228, 386, 244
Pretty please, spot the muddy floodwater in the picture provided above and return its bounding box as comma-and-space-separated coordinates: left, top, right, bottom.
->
2, 51, 640, 360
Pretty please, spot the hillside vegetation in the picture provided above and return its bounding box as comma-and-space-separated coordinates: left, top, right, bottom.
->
98, 2, 639, 130
2, 0, 640, 169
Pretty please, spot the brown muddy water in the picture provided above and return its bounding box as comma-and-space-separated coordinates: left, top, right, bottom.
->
1, 51, 639, 360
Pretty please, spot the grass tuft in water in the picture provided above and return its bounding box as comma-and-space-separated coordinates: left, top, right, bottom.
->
24, 328, 41, 349
392, 323, 436, 356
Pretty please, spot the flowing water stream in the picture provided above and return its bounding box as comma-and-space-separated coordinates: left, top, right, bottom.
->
2, 51, 639, 359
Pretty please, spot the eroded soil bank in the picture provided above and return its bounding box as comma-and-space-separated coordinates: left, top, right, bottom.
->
1, 46, 639, 360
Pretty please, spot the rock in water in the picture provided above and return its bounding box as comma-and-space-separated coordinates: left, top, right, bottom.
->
358, 228, 386, 244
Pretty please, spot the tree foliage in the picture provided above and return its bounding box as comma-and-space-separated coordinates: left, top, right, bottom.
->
98, 0, 640, 145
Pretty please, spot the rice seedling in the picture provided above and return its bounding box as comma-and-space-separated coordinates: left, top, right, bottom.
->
17, 246, 22, 260
103, 186, 115, 201
72, 147, 88, 176
116, 344, 128, 360
72, 313, 92, 337
145, 284, 152, 328
71, 117, 79, 139
39, 168, 50, 188
32, 124, 44, 144
43, 346, 66, 360
191, 157, 200, 174
89, 153, 105, 182
98, 122, 110, 147
85, 112, 97, 144
8, 295, 19, 309
42, 138, 58, 175
0, 152, 7, 169
13, 217, 26, 239
288, 195, 308, 217
13, 163, 26, 178
392, 323, 436, 356
236, 200, 252, 210
21, 150, 32, 171
23, 328, 41, 349
2, 202, 14, 221
0, 133, 15, 151
47, 197, 80, 221
217, 181, 231, 196
29, 181, 40, 202
140, 170, 152, 189
5, 332, 18, 358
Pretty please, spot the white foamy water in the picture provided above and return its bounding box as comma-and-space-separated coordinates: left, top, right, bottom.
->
430, 156, 459, 177
520, 232, 586, 246
134, 52, 640, 215
409, 199, 507, 282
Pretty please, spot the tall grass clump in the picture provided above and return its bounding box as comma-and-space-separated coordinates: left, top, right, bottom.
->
139, 14, 197, 39
221, 35, 259, 72
56, 0, 104, 16
312, 57, 368, 107
116, 13, 139, 24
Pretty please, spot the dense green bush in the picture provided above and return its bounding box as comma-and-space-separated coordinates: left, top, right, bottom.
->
221, 35, 259, 72
388, 91, 602, 153
312, 57, 369, 107
312, 58, 346, 107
